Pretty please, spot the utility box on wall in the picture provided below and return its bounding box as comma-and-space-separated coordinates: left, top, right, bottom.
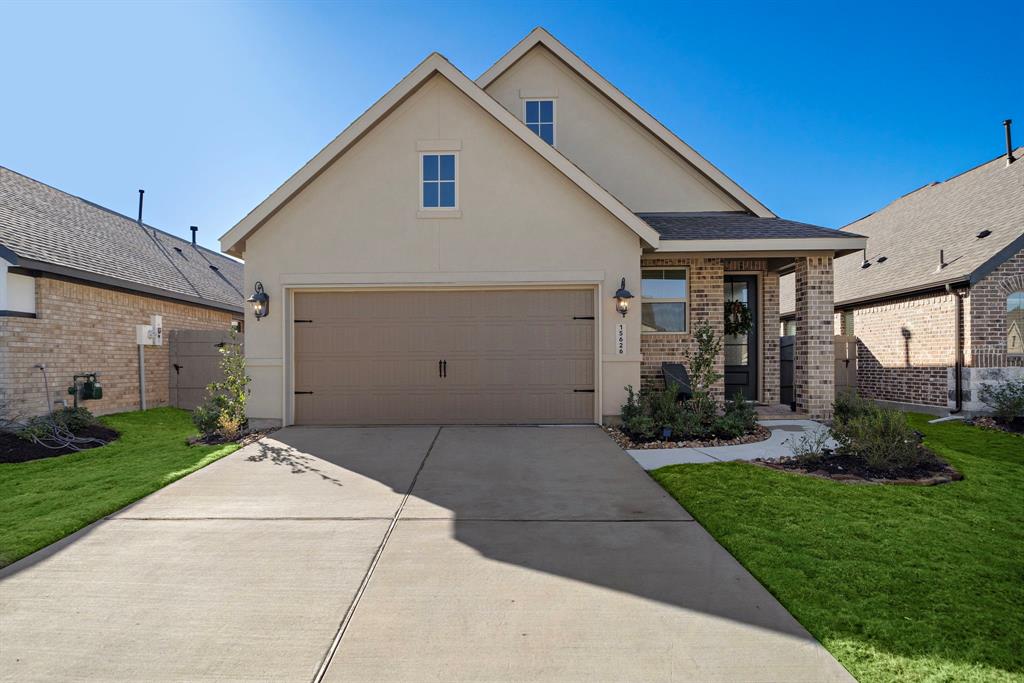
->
135, 315, 163, 346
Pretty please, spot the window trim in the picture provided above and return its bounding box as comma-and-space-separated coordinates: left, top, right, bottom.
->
1008, 290, 1024, 356
419, 152, 459, 211
523, 98, 556, 146
640, 267, 689, 334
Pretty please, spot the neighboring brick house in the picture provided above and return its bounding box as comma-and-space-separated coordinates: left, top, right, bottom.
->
781, 141, 1024, 413
0, 167, 244, 417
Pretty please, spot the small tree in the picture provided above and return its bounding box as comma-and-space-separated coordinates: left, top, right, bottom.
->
193, 331, 250, 440
684, 319, 723, 425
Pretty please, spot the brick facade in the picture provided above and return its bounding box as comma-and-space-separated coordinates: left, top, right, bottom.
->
0, 275, 237, 418
846, 292, 956, 407
638, 255, 781, 407
824, 248, 1024, 410
794, 256, 834, 418
965, 249, 1024, 368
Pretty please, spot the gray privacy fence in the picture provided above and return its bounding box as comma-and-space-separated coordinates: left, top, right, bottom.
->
779, 334, 858, 408
779, 335, 795, 406
834, 335, 858, 397
168, 330, 243, 410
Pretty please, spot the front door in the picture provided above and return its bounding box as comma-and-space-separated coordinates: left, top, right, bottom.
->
724, 275, 758, 401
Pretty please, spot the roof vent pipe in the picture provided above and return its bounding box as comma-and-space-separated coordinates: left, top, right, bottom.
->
137, 189, 145, 224
190, 225, 198, 245
1005, 119, 1016, 164
938, 249, 947, 270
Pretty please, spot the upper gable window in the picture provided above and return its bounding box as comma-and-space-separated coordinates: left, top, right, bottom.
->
421, 153, 457, 209
525, 100, 555, 145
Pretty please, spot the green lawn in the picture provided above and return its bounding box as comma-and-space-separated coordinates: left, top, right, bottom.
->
0, 407, 238, 568
652, 414, 1024, 683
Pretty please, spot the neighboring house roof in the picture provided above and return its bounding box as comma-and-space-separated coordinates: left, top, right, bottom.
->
0, 166, 244, 312
780, 148, 1024, 315
476, 28, 775, 219
220, 52, 662, 257
639, 212, 864, 254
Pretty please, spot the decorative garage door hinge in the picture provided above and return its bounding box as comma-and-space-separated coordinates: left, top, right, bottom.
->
294, 319, 314, 323
573, 389, 595, 393
294, 391, 314, 395
572, 316, 595, 320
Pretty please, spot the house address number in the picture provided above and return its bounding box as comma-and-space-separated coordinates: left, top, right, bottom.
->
616, 323, 626, 355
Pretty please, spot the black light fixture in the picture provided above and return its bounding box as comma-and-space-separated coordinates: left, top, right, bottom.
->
247, 281, 269, 321
613, 277, 634, 317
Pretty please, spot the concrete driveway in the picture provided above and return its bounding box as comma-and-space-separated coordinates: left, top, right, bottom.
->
0, 426, 852, 682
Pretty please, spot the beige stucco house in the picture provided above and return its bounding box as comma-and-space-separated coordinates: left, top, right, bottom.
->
221, 28, 864, 427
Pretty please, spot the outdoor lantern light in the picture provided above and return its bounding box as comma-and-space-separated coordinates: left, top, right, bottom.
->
613, 277, 634, 317
247, 281, 269, 321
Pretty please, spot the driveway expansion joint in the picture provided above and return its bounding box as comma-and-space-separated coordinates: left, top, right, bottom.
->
312, 426, 443, 683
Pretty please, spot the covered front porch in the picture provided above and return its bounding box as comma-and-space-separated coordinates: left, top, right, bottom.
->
633, 211, 866, 420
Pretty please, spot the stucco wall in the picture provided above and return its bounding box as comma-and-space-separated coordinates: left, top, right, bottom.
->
483, 45, 743, 213
238, 74, 645, 424
0, 276, 236, 418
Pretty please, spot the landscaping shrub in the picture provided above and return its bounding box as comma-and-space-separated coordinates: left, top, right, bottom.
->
17, 407, 98, 439
192, 332, 251, 441
714, 392, 758, 439
620, 383, 683, 441
785, 427, 833, 467
832, 406, 924, 471
979, 379, 1024, 424
832, 390, 876, 426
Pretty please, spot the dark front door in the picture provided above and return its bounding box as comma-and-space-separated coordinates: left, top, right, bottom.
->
724, 275, 758, 401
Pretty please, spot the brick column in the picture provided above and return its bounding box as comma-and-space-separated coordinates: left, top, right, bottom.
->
762, 270, 780, 405
795, 256, 834, 418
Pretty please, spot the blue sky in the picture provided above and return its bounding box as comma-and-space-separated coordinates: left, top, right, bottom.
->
2, 0, 1019, 252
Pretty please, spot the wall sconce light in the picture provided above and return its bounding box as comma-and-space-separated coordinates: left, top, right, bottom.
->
247, 281, 269, 321
613, 277, 634, 317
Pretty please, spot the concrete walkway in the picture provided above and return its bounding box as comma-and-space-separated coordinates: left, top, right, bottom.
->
629, 419, 837, 470
0, 426, 852, 682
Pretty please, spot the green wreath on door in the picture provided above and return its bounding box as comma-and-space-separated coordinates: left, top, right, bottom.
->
724, 300, 753, 336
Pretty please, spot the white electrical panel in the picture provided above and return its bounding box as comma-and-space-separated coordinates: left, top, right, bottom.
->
135, 315, 164, 346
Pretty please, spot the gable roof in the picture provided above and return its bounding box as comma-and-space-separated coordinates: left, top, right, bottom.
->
0, 166, 244, 312
639, 212, 864, 254
477, 28, 775, 219
219, 52, 661, 257
780, 149, 1024, 314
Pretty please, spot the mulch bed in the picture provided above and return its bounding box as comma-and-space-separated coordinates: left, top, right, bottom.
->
969, 416, 1024, 436
0, 425, 120, 464
605, 424, 771, 450
756, 447, 963, 485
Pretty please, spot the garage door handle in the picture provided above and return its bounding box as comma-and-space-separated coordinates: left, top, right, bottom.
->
439, 360, 443, 378
442, 360, 447, 378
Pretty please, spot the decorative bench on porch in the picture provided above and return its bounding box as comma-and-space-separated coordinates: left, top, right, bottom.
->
661, 363, 693, 402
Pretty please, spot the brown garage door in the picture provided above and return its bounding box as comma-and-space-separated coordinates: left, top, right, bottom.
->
293, 289, 595, 424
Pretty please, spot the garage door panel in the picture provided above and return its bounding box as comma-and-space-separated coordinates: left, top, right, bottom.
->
295, 358, 440, 389
448, 358, 593, 387
293, 289, 595, 424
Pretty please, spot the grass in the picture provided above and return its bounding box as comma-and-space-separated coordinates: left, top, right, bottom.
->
652, 414, 1024, 682
0, 407, 238, 568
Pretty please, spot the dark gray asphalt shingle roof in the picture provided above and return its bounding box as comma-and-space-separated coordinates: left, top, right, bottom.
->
637, 212, 864, 241
0, 167, 243, 312
780, 149, 1024, 314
